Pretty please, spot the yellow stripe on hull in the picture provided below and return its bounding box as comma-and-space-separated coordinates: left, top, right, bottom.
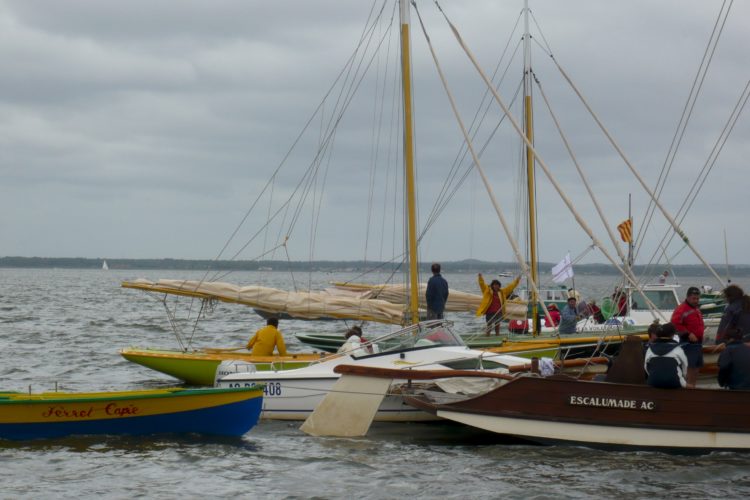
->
0, 388, 263, 424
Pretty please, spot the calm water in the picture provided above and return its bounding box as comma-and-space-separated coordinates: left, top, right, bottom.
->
1, 268, 749, 499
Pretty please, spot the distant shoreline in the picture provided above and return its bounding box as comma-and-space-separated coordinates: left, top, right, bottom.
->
0, 256, 746, 277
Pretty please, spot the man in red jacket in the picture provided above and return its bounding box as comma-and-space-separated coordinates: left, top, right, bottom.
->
671, 286, 704, 387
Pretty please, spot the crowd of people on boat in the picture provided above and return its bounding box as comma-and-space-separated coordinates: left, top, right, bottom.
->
626, 284, 750, 390
246, 265, 750, 392
425, 267, 750, 391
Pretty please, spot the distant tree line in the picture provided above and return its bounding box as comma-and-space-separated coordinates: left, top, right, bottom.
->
0, 256, 747, 277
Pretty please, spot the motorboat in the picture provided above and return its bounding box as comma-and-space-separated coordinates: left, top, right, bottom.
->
216, 320, 607, 421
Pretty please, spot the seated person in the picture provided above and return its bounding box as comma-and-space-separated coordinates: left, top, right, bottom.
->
605, 335, 646, 384
586, 300, 605, 324
718, 328, 750, 390
338, 326, 377, 354
646, 321, 661, 343
246, 317, 287, 356
544, 304, 560, 327
644, 323, 688, 388
338, 328, 363, 354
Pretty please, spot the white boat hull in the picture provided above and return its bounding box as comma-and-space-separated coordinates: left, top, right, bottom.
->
223, 375, 438, 421
438, 410, 750, 450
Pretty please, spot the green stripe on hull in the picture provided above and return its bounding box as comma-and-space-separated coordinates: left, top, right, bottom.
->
122, 353, 220, 385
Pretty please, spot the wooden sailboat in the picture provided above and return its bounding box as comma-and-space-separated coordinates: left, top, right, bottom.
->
119, 0, 478, 387
313, 363, 750, 451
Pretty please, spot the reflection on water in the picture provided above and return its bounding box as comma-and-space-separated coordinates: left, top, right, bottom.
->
0, 269, 748, 497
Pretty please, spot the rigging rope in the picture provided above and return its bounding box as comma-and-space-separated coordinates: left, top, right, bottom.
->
636, 0, 734, 258
638, 80, 750, 280
548, 54, 724, 286
421, 17, 525, 239
533, 74, 630, 269
429, 0, 661, 317
202, 0, 394, 287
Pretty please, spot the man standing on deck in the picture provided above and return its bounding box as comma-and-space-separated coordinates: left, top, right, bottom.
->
671, 287, 704, 387
559, 297, 579, 334
426, 263, 449, 320
246, 317, 287, 356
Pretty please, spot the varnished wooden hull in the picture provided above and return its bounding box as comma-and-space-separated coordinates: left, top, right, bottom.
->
406, 376, 750, 451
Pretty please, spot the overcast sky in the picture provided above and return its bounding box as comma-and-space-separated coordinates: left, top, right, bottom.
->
0, 0, 747, 268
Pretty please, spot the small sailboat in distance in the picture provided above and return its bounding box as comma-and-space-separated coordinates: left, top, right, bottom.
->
102, 260, 109, 270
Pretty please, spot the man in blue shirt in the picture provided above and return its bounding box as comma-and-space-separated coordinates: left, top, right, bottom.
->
425, 263, 449, 320
559, 297, 578, 334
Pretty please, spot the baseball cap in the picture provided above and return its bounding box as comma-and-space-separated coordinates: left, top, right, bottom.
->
687, 286, 701, 296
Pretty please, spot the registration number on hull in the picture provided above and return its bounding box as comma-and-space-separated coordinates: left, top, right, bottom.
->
225, 382, 282, 396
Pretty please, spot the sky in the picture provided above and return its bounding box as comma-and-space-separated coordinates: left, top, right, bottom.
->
0, 0, 747, 268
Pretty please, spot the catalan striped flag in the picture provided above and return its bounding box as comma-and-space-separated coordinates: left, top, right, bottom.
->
617, 219, 632, 243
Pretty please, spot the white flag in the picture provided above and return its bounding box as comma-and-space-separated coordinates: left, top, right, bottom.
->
551, 253, 574, 283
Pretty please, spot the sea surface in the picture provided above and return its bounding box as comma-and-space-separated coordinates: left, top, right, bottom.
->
1, 268, 749, 499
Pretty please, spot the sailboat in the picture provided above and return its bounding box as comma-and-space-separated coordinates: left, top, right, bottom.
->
102, 260, 109, 271
119, 1, 527, 388
121, 0, 727, 388
287, 1, 720, 354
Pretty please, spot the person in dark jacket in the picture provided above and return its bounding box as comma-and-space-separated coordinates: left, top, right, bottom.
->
425, 263, 449, 320
644, 323, 688, 389
718, 328, 750, 390
716, 285, 750, 344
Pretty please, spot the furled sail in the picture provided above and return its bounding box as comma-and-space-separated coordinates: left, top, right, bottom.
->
331, 282, 483, 312
122, 279, 405, 324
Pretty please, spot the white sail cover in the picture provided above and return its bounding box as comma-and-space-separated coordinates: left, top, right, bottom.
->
122, 279, 405, 324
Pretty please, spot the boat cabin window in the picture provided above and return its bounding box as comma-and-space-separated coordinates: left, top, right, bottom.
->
522, 287, 567, 302
631, 289, 679, 311
370, 322, 465, 354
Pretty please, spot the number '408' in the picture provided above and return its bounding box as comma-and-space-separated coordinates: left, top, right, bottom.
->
263, 383, 282, 396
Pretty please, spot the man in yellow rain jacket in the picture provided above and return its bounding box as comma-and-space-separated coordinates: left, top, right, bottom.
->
476, 273, 521, 335
246, 317, 287, 356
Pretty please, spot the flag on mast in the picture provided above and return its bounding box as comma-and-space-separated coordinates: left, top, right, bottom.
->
617, 219, 633, 243
551, 253, 574, 283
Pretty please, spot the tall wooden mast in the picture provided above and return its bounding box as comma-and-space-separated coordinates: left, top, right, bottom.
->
399, 0, 420, 324
523, 0, 540, 334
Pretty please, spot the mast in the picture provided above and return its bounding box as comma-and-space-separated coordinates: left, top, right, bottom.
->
523, 0, 539, 334
399, 0, 420, 324
627, 194, 634, 269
